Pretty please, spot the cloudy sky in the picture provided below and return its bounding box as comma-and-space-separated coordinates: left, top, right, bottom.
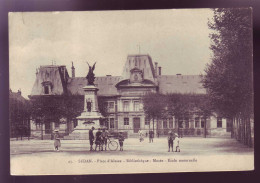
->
9, 9, 214, 98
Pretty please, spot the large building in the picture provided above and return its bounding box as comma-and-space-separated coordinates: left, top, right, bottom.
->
29, 54, 232, 139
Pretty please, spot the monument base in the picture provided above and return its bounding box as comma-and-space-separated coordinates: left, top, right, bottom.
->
64, 112, 103, 140
64, 84, 104, 140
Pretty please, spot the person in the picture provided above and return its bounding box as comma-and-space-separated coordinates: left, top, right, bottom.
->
138, 129, 144, 142
101, 128, 109, 151
149, 130, 154, 143
118, 132, 125, 151
89, 126, 95, 151
167, 131, 175, 152
54, 129, 61, 151
146, 131, 148, 137
95, 128, 103, 151
174, 133, 180, 152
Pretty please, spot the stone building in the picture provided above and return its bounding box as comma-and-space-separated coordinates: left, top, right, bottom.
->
29, 54, 232, 139
9, 89, 31, 139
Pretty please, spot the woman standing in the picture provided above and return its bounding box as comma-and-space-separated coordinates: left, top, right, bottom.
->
54, 129, 61, 151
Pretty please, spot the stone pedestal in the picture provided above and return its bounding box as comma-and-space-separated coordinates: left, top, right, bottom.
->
64, 85, 103, 140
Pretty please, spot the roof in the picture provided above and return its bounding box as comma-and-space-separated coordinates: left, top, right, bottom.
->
67, 76, 122, 96
158, 75, 206, 94
121, 54, 155, 81
30, 66, 68, 95
9, 91, 28, 104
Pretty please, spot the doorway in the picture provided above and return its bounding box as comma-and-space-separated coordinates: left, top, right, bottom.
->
133, 117, 140, 133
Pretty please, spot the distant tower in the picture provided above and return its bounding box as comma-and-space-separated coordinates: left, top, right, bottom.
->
71, 62, 75, 78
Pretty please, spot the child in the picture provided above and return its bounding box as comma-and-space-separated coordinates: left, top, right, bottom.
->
118, 132, 125, 151
54, 129, 61, 151
167, 131, 174, 152
174, 133, 180, 152
138, 130, 144, 142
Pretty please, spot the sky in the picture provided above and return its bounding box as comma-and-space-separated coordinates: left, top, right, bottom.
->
9, 9, 214, 99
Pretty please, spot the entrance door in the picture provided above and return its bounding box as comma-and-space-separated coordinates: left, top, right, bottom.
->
133, 118, 140, 133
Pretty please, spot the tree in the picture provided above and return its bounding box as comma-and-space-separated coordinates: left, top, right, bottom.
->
98, 96, 110, 127
167, 93, 190, 136
142, 93, 167, 133
192, 94, 213, 138
30, 95, 84, 139
203, 8, 253, 146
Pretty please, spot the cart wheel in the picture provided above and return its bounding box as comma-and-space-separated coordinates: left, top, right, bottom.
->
108, 141, 118, 151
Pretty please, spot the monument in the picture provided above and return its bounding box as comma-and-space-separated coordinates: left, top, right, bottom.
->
65, 62, 103, 140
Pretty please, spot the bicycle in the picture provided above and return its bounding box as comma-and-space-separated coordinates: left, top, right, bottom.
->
105, 136, 118, 151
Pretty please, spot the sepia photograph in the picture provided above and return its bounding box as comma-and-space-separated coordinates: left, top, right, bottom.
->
8, 8, 254, 175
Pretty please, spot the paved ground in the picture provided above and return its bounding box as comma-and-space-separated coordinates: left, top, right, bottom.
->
10, 137, 254, 175
11, 137, 253, 156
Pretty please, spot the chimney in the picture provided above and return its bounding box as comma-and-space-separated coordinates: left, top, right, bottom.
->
71, 62, 75, 78
154, 62, 158, 77
158, 66, 162, 76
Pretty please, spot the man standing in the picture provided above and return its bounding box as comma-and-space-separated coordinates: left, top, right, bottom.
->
89, 126, 95, 151
167, 131, 174, 152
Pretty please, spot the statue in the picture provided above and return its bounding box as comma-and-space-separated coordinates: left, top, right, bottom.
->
86, 62, 96, 85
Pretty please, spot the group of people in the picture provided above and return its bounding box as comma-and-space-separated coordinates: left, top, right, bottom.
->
140, 130, 155, 143
89, 127, 125, 151
89, 127, 109, 151
53, 128, 180, 153
167, 131, 180, 152
140, 129, 181, 152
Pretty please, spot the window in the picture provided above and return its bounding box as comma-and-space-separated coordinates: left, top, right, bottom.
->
36, 123, 41, 130
45, 123, 51, 134
110, 118, 115, 128
185, 118, 189, 129
124, 118, 129, 125
123, 101, 129, 111
169, 118, 173, 128
134, 74, 138, 81
44, 85, 49, 94
201, 118, 205, 128
217, 117, 222, 128
105, 119, 109, 129
179, 119, 183, 128
145, 118, 150, 125
195, 117, 200, 128
108, 102, 115, 112
55, 122, 59, 128
134, 101, 140, 111
163, 119, 167, 129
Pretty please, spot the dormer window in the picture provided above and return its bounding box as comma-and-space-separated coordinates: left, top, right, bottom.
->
44, 86, 49, 94
41, 81, 53, 95
130, 68, 143, 83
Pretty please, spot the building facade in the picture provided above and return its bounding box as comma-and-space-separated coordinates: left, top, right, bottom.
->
9, 89, 31, 139
29, 54, 231, 139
